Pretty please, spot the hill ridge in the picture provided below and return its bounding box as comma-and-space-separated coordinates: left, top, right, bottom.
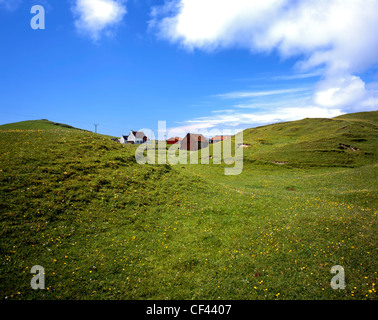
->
0, 119, 84, 131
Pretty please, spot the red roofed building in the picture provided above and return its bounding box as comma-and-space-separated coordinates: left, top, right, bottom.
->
166, 137, 183, 145
180, 133, 209, 151
210, 135, 231, 144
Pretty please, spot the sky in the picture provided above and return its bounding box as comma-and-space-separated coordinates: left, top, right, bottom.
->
0, 0, 377, 138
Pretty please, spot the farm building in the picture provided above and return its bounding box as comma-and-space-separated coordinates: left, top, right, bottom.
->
210, 135, 232, 143
180, 133, 209, 151
120, 131, 149, 144
166, 137, 182, 145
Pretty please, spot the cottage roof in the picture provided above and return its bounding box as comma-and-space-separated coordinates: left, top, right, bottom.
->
186, 133, 207, 141
211, 135, 231, 141
131, 131, 146, 138
167, 137, 183, 141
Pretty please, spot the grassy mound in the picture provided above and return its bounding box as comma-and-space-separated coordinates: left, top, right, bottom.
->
0, 119, 83, 131
240, 111, 378, 168
335, 110, 378, 123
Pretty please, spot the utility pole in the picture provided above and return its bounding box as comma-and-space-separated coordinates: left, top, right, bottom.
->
94, 123, 99, 134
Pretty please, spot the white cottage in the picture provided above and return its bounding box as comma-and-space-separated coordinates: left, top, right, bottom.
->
120, 131, 149, 144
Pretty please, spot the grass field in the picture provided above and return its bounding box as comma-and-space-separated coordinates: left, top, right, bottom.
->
0, 112, 377, 300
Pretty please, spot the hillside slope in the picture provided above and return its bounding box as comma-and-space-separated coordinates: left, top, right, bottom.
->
240, 111, 378, 168
335, 110, 378, 123
0, 119, 83, 131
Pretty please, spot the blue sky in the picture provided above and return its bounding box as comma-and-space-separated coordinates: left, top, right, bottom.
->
0, 0, 377, 138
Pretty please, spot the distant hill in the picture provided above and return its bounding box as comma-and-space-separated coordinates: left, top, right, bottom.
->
0, 119, 84, 131
334, 110, 378, 123
240, 110, 378, 168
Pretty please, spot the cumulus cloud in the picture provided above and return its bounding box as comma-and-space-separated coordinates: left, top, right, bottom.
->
151, 0, 378, 116
72, 0, 127, 41
313, 75, 369, 111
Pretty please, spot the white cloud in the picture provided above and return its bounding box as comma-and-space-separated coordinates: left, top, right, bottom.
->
169, 105, 343, 136
72, 0, 127, 41
313, 75, 368, 110
151, 0, 378, 72
272, 72, 323, 81
216, 88, 310, 100
151, 0, 378, 114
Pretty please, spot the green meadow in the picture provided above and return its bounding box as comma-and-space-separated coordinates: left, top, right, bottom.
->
0, 113, 377, 300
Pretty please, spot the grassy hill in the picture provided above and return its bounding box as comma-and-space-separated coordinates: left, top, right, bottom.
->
239, 111, 378, 168
335, 110, 378, 123
0, 112, 377, 300
0, 119, 83, 131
